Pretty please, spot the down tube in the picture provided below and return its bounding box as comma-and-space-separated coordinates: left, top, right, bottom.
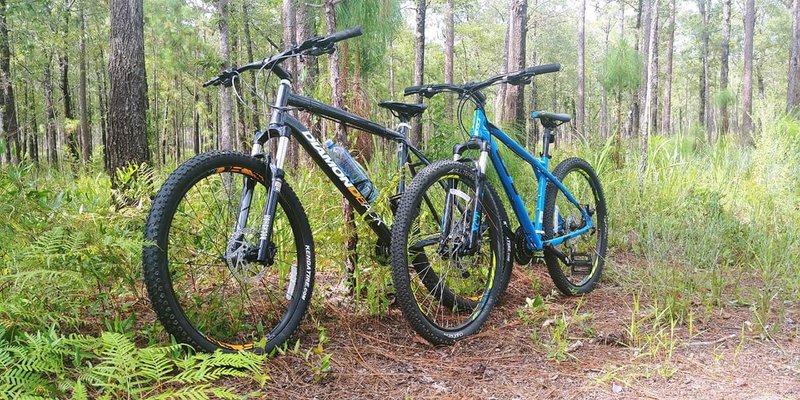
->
284, 115, 393, 245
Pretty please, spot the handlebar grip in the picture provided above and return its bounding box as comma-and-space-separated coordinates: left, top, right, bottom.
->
404, 85, 428, 96
203, 77, 219, 87
525, 63, 561, 76
327, 27, 363, 44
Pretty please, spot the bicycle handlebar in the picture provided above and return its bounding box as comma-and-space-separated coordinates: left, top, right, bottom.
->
203, 26, 363, 88
403, 63, 561, 101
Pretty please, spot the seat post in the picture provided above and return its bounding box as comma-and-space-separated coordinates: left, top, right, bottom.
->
542, 127, 553, 158
396, 114, 411, 195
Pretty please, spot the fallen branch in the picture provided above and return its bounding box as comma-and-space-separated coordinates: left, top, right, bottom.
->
685, 333, 737, 347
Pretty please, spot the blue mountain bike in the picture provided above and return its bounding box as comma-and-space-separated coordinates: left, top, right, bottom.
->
390, 64, 607, 344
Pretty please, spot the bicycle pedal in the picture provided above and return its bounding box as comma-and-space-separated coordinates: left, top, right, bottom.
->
570, 253, 592, 274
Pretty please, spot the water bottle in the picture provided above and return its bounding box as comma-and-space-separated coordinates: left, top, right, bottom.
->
325, 139, 379, 203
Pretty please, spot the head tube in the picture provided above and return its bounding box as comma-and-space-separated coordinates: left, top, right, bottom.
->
470, 109, 490, 140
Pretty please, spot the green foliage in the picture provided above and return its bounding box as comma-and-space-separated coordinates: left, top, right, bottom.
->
336, 0, 401, 75
589, 112, 800, 332
714, 88, 736, 107
0, 327, 268, 398
600, 39, 642, 95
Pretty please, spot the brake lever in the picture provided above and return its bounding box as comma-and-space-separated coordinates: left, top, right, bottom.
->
304, 44, 335, 57
215, 68, 237, 88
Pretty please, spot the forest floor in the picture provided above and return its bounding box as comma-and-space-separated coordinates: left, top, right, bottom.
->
225, 253, 800, 399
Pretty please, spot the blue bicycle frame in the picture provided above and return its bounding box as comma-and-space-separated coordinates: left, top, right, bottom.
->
461, 109, 593, 252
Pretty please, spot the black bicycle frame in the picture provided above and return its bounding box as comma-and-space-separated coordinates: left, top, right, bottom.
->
241, 79, 431, 258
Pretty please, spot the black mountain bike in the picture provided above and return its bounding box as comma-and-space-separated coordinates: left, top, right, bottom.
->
142, 27, 510, 353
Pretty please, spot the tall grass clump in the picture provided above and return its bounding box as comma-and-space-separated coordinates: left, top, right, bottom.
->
584, 114, 800, 331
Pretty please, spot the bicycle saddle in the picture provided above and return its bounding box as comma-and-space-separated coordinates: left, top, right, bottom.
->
531, 111, 571, 129
378, 101, 427, 120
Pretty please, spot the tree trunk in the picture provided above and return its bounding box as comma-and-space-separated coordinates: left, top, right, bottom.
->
282, 0, 298, 168
650, 10, 659, 134
96, 49, 109, 171
295, 0, 318, 157
600, 8, 611, 139
107, 0, 151, 189
79, 5, 90, 163
718, 0, 731, 134
233, 32, 247, 152
44, 58, 58, 166
325, 0, 358, 284
576, 0, 586, 137
242, 2, 260, 130
633, 0, 651, 138
60, 56, 79, 159
412, 0, 426, 145
742, 0, 755, 137
193, 89, 200, 155
27, 84, 38, 163
0, 0, 19, 163
639, 0, 660, 189
660, 0, 675, 135
504, 0, 527, 130
698, 0, 710, 140
444, 0, 455, 121
217, 0, 233, 151
495, 19, 510, 123
788, 0, 800, 114
527, 0, 539, 145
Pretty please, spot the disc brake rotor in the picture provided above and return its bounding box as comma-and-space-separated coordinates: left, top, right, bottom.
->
224, 228, 268, 281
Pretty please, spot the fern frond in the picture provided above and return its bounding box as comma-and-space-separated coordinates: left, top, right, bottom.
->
71, 380, 88, 400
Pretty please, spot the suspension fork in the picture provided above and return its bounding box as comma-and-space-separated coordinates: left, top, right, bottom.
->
224, 79, 293, 264
451, 138, 489, 252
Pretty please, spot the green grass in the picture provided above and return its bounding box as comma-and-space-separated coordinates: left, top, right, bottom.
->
1, 113, 799, 396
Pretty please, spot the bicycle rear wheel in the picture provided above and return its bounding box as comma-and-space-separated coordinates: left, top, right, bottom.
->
143, 151, 314, 353
390, 160, 507, 345
543, 157, 607, 295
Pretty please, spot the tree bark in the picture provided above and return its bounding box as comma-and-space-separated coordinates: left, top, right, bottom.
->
45, 58, 58, 167
60, 60, 78, 158
639, 0, 660, 189
295, 0, 318, 162
95, 48, 109, 171
79, 5, 90, 163
633, 0, 651, 138
719, 0, 731, 134
444, 0, 455, 121
504, 0, 527, 129
495, 16, 510, 124
0, 0, 19, 163
412, 0, 426, 145
282, 0, 299, 168
325, 0, 358, 284
217, 0, 233, 151
576, 0, 586, 137
600, 5, 611, 139
60, 9, 78, 160
242, 2, 260, 130
107, 0, 151, 188
698, 0, 710, 140
742, 0, 755, 136
650, 9, 659, 134
527, 0, 539, 145
788, 0, 800, 114
233, 31, 247, 153
660, 0, 675, 135
27, 84, 38, 163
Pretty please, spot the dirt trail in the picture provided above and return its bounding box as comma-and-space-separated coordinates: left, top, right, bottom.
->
250, 262, 800, 399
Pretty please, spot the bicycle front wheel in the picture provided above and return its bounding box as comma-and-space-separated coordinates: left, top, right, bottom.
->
390, 160, 507, 345
543, 157, 607, 295
143, 151, 315, 353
